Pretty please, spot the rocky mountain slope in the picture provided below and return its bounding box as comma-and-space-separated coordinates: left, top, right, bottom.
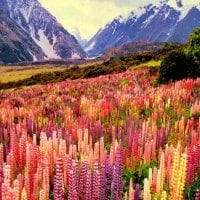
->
0, 0, 87, 63
85, 0, 200, 57
0, 12, 45, 63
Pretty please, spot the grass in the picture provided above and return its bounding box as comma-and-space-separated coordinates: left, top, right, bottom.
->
145, 60, 161, 67
130, 60, 161, 70
0, 65, 66, 83
78, 60, 103, 68
0, 60, 103, 83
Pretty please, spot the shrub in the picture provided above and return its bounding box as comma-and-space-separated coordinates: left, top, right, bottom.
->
187, 27, 200, 62
158, 51, 198, 84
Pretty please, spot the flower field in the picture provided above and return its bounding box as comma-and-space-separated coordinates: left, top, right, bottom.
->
0, 69, 199, 199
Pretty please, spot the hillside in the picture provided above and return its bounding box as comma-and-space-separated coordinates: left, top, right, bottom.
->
100, 42, 165, 59
0, 66, 199, 199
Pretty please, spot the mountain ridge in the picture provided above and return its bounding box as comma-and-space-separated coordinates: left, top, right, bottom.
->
0, 0, 87, 63
84, 1, 200, 57
0, 12, 45, 63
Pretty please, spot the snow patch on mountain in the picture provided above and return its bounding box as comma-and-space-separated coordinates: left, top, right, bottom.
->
27, 49, 37, 61
84, 41, 96, 52
142, 6, 159, 28
18, 2, 34, 23
34, 30, 60, 59
130, 6, 146, 18
19, 8, 29, 22
112, 22, 118, 34
71, 52, 81, 59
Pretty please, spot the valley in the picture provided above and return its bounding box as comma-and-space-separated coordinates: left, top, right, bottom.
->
0, 43, 176, 89
0, 0, 200, 199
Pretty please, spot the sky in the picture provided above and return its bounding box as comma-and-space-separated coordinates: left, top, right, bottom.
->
39, 0, 200, 41
39, 0, 156, 40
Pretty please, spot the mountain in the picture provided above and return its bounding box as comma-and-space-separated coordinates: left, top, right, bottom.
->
168, 7, 200, 42
0, 0, 9, 15
85, 0, 200, 57
0, 0, 87, 63
0, 12, 45, 63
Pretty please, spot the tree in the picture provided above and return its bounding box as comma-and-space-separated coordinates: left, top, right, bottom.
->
188, 27, 200, 62
158, 51, 195, 84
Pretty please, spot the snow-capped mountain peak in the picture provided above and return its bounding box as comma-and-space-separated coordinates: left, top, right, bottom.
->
115, 15, 126, 23
165, 0, 195, 21
116, 4, 157, 24
84, 0, 200, 57
5, 0, 87, 60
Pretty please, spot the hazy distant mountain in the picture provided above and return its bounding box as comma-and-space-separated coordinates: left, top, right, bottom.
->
72, 28, 88, 47
0, 0, 87, 63
85, 0, 200, 57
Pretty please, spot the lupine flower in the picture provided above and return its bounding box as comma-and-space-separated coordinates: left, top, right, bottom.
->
100, 155, 113, 200
134, 184, 140, 200
111, 146, 123, 200
0, 69, 199, 199
128, 178, 134, 200
53, 157, 64, 200
144, 178, 151, 200
85, 168, 92, 200
195, 189, 200, 200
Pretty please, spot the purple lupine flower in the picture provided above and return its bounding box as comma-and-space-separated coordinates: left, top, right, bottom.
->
92, 161, 100, 200
111, 146, 123, 200
68, 160, 78, 200
85, 168, 92, 200
134, 184, 140, 200
100, 155, 113, 200
79, 161, 89, 200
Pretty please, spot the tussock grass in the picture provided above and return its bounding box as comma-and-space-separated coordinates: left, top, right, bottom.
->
0, 65, 66, 83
